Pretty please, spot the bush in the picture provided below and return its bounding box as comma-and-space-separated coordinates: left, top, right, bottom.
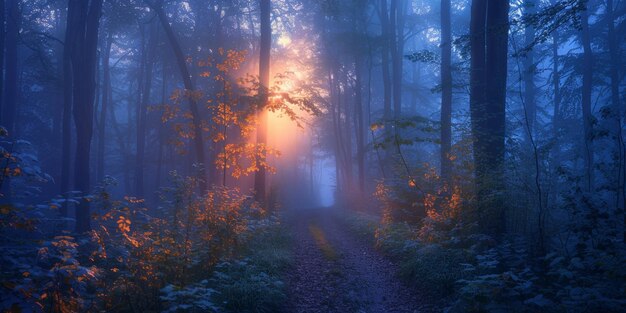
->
211, 260, 287, 313
399, 244, 470, 296
159, 222, 292, 313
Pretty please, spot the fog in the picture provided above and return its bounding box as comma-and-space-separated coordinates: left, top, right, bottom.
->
0, 0, 624, 311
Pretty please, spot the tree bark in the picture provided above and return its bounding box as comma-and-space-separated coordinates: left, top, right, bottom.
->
523, 0, 536, 137
354, 55, 365, 193
470, 0, 509, 237
0, 0, 5, 124
605, 0, 624, 241
61, 1, 78, 218
390, 0, 405, 119
379, 0, 392, 128
548, 30, 562, 215
96, 32, 112, 184
254, 0, 271, 205
440, 0, 452, 182
69, 0, 103, 233
580, 9, 593, 192
4, 0, 19, 135
135, 22, 157, 198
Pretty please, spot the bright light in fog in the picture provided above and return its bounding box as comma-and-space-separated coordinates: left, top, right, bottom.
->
277, 34, 292, 47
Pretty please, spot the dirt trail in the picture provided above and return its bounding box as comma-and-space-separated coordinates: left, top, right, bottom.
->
284, 208, 433, 313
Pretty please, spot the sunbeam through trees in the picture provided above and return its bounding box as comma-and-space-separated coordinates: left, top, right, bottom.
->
0, 0, 625, 312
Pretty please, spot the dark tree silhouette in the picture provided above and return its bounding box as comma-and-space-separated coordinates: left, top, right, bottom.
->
255, 0, 271, 205
67, 0, 103, 233
440, 0, 452, 182
469, 0, 509, 236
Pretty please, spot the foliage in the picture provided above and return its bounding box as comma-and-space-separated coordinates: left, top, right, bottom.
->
0, 171, 286, 312
158, 49, 321, 181
160, 222, 292, 313
0, 127, 52, 200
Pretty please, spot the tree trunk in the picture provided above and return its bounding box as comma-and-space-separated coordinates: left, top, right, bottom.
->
605, 0, 624, 241
135, 22, 157, 198
580, 9, 593, 192
390, 0, 405, 119
440, 0, 452, 182
4, 0, 19, 135
470, 0, 509, 237
254, 0, 271, 205
153, 1, 208, 192
60, 1, 78, 218
523, 0, 536, 136
354, 56, 365, 193
96, 32, 112, 184
379, 0, 392, 127
548, 30, 562, 216
523, 0, 537, 137
0, 0, 5, 124
70, 0, 103, 233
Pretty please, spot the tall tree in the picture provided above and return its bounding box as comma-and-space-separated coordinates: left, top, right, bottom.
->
580, 8, 593, 192
390, 0, 406, 119
135, 21, 157, 198
254, 0, 271, 205
3, 0, 19, 135
0, 0, 5, 124
606, 0, 623, 219
440, 0, 452, 182
96, 32, 112, 184
68, 0, 104, 233
61, 0, 77, 218
152, 0, 208, 192
354, 55, 365, 193
523, 0, 536, 136
379, 0, 392, 131
469, 0, 509, 236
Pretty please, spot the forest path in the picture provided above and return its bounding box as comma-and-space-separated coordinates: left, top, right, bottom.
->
283, 207, 432, 313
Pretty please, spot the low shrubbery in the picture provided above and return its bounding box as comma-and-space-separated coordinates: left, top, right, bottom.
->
1, 172, 292, 312
344, 159, 626, 313
160, 223, 293, 313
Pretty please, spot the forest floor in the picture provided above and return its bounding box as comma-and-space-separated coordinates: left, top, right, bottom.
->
283, 207, 437, 313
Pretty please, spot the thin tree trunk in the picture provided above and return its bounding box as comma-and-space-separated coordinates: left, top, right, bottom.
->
440, 0, 452, 182
354, 56, 365, 193
135, 22, 157, 198
255, 0, 271, 205
107, 93, 132, 190
97, 32, 112, 183
380, 0, 392, 127
606, 0, 624, 241
523, 0, 536, 136
1, 0, 18, 201
4, 0, 19, 135
0, 0, 5, 124
342, 73, 353, 189
390, 0, 405, 119
156, 51, 168, 190
60, 1, 78, 218
548, 30, 562, 218
580, 9, 593, 192
152, 0, 208, 192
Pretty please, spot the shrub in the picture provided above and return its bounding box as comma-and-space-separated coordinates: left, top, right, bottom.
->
398, 244, 470, 296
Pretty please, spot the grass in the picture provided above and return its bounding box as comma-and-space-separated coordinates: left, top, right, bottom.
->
210, 223, 294, 313
308, 223, 339, 261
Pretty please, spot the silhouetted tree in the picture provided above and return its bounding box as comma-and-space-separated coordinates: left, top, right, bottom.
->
469, 0, 509, 236
67, 0, 104, 233
254, 0, 271, 205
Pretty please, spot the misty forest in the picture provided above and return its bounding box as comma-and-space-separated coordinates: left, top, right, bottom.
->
0, 0, 625, 312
